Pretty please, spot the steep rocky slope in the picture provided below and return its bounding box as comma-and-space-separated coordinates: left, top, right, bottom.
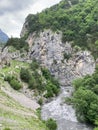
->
0, 59, 47, 130
21, 0, 98, 59
25, 29, 95, 86
20, 0, 98, 85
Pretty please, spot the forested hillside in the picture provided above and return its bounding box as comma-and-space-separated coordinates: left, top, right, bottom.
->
72, 66, 98, 130
22, 0, 98, 59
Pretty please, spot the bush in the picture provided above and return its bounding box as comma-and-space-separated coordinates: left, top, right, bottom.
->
4, 75, 13, 82
45, 81, 59, 98
10, 79, 21, 90
51, 78, 60, 89
41, 67, 60, 98
63, 52, 71, 60
41, 68, 51, 80
36, 108, 41, 119
30, 59, 39, 70
38, 98, 43, 105
28, 77, 37, 89
65, 97, 72, 105
20, 68, 31, 83
45, 118, 57, 130
4, 75, 21, 90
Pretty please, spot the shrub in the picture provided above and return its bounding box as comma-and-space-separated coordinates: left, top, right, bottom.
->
20, 68, 31, 82
10, 79, 21, 90
4, 75, 13, 82
38, 98, 43, 105
41, 68, 51, 80
30, 59, 39, 70
28, 77, 37, 89
36, 108, 41, 119
45, 118, 57, 130
4, 75, 21, 90
63, 52, 71, 60
51, 78, 60, 89
45, 81, 59, 98
65, 97, 72, 105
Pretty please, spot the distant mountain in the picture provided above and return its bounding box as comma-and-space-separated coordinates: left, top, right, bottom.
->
0, 29, 9, 43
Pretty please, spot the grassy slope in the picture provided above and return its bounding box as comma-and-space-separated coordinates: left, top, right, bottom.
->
0, 60, 47, 130
0, 90, 47, 130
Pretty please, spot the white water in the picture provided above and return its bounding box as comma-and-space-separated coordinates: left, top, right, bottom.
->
41, 86, 93, 130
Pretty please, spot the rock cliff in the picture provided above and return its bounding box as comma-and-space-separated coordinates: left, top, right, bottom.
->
24, 29, 95, 86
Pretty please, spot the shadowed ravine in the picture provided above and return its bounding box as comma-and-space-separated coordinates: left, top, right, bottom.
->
41, 86, 93, 130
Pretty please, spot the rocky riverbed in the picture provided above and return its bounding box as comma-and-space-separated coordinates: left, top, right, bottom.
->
41, 86, 93, 130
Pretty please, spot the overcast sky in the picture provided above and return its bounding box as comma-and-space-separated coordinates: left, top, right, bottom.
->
0, 0, 61, 37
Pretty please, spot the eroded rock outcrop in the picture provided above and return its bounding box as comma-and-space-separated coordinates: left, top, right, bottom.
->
25, 29, 95, 86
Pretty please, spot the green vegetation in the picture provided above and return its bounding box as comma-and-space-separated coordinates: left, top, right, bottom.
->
5, 37, 29, 52
0, 60, 58, 130
20, 60, 60, 98
63, 52, 71, 61
24, 0, 98, 59
41, 67, 60, 97
4, 75, 22, 90
20, 68, 31, 83
72, 66, 98, 129
0, 90, 46, 130
94, 128, 98, 130
1, 59, 59, 98
30, 58, 40, 70
38, 98, 43, 105
3, 128, 11, 130
45, 118, 57, 130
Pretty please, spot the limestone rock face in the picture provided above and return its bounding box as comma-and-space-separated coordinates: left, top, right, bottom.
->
0, 47, 11, 68
27, 29, 95, 86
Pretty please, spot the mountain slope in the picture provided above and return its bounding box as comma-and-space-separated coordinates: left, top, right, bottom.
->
0, 60, 47, 130
0, 87, 46, 130
0, 29, 9, 43
21, 0, 98, 59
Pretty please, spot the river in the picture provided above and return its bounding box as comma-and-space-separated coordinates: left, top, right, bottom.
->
41, 86, 93, 130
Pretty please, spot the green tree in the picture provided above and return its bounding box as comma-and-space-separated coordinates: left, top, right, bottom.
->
73, 88, 98, 123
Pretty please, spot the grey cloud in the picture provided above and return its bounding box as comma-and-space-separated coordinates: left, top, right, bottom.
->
0, 0, 36, 14
0, 0, 61, 37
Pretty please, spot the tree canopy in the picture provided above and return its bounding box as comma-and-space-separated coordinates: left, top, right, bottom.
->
24, 0, 98, 58
72, 66, 98, 129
